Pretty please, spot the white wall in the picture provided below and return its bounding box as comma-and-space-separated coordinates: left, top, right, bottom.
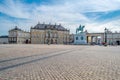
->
0, 38, 8, 44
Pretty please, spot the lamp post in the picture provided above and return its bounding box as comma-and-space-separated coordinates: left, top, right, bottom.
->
48, 30, 51, 45
104, 28, 107, 46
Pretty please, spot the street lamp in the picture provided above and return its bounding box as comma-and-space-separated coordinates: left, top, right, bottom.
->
104, 28, 107, 45
48, 30, 51, 45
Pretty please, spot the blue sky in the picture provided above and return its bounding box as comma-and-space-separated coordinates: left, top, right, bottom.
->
0, 0, 120, 35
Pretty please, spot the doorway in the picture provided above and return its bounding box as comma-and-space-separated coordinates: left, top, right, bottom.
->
116, 41, 120, 45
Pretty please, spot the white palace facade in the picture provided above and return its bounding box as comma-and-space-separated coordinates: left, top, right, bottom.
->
86, 32, 120, 45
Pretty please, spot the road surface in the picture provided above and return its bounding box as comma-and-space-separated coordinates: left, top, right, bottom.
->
0, 44, 120, 80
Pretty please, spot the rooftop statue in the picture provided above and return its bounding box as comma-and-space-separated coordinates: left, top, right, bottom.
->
76, 25, 85, 34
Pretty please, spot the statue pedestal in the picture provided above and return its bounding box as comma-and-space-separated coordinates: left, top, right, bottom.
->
74, 32, 87, 45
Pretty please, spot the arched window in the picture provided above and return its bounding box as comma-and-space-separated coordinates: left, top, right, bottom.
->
54, 33, 56, 38
50, 33, 53, 38
76, 37, 78, 40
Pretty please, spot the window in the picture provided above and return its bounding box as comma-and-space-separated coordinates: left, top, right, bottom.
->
46, 33, 48, 37
50, 33, 52, 38
76, 37, 78, 40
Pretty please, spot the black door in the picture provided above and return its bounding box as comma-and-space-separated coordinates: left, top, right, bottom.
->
116, 41, 120, 45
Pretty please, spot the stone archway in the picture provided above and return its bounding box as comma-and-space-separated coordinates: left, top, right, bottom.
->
55, 39, 57, 44
25, 39, 29, 44
116, 41, 120, 45
51, 39, 53, 44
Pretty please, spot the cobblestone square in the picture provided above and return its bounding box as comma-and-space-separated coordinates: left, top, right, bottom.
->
0, 44, 120, 80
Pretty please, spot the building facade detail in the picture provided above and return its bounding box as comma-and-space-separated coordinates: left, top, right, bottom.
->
31, 23, 70, 44
86, 32, 120, 45
9, 26, 30, 44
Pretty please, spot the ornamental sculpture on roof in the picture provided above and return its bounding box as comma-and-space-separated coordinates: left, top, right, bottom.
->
76, 25, 85, 34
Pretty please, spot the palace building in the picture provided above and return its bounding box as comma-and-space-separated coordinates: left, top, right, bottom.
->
30, 23, 70, 44
86, 32, 120, 45
9, 26, 30, 44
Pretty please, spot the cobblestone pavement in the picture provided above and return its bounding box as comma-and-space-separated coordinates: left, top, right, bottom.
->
0, 44, 120, 80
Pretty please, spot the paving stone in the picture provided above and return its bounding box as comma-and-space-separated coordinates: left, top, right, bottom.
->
0, 44, 120, 80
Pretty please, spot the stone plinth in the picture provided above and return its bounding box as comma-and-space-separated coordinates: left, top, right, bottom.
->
74, 32, 87, 45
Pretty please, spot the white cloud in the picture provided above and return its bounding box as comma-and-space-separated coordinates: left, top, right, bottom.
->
85, 19, 120, 33
0, 0, 120, 35
0, 0, 33, 18
61, 0, 120, 12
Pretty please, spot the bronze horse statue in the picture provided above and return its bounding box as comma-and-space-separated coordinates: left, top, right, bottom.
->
76, 25, 85, 34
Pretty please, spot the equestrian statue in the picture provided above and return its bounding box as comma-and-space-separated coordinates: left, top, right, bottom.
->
76, 25, 85, 34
